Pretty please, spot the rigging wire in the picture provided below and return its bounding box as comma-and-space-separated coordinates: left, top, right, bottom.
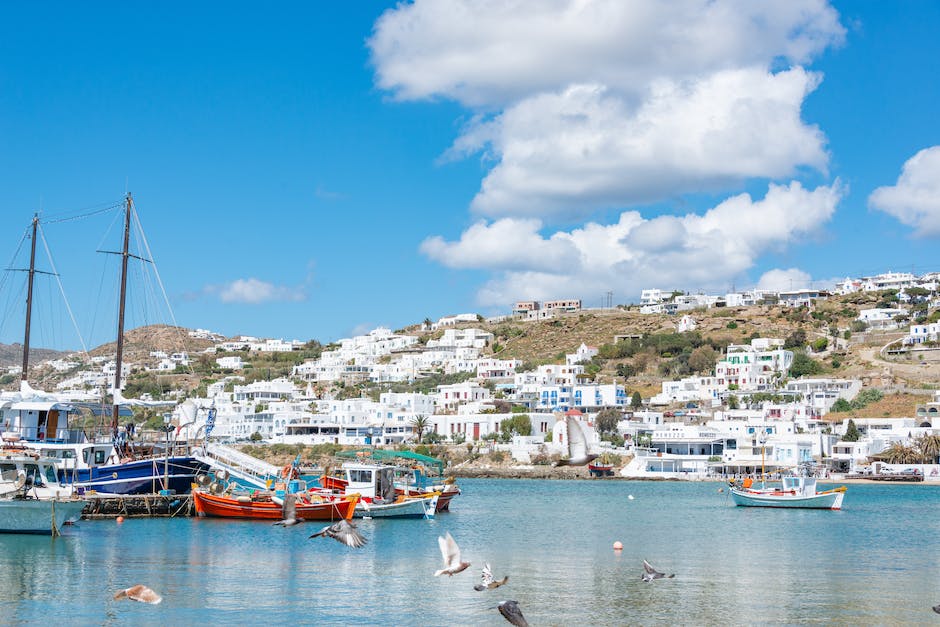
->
131, 204, 194, 376
40, 201, 123, 225
37, 222, 90, 357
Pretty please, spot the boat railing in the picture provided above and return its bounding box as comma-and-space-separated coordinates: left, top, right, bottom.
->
197, 443, 280, 484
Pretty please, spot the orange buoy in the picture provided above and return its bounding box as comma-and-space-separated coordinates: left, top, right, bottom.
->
742, 478, 753, 489
116, 516, 125, 524
613, 541, 623, 551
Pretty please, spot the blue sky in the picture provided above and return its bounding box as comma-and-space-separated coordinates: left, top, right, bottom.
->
1, 1, 939, 351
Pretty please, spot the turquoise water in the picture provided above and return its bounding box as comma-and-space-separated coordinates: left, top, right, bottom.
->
1, 479, 939, 626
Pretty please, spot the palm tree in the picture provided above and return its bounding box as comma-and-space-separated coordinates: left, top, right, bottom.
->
880, 443, 919, 464
411, 415, 429, 444
916, 434, 940, 464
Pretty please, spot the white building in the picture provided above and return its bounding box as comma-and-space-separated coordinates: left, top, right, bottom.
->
858, 308, 909, 330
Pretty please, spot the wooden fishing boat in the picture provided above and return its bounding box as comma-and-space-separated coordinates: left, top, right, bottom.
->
193, 488, 358, 520
729, 476, 846, 510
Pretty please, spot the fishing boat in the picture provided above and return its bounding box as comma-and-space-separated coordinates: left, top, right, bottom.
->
3, 202, 208, 494
588, 461, 615, 477
319, 462, 439, 519
192, 482, 359, 521
331, 449, 460, 512
729, 476, 847, 510
0, 441, 86, 534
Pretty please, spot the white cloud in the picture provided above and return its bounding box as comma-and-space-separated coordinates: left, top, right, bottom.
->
370, 0, 844, 107
422, 181, 843, 306
420, 218, 581, 271
868, 146, 940, 237
755, 268, 813, 292
457, 70, 827, 218
370, 1, 842, 218
209, 278, 308, 305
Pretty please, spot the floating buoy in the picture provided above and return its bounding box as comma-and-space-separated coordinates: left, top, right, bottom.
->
628, 495, 634, 500
613, 541, 623, 551
116, 516, 125, 524
718, 487, 724, 493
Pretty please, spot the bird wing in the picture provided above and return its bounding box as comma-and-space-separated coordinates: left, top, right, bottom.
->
282, 493, 296, 521
123, 585, 162, 604
439, 532, 461, 568
566, 416, 588, 459
643, 560, 663, 576
498, 601, 529, 627
481, 563, 494, 585
332, 520, 367, 548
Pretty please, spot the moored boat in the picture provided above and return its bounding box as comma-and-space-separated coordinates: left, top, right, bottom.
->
0, 445, 86, 534
729, 476, 846, 510
193, 486, 359, 521
319, 462, 439, 519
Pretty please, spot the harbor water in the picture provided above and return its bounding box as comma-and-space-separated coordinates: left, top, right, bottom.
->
1, 479, 939, 626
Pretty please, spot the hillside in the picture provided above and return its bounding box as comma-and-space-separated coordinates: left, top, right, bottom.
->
5, 292, 939, 411
0, 343, 70, 369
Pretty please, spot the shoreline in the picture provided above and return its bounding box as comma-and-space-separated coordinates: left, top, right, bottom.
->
449, 466, 939, 484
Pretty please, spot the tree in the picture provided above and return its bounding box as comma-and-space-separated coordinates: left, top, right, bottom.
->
631, 391, 642, 410
688, 345, 718, 373
843, 419, 860, 442
500, 415, 532, 439
249, 431, 263, 442
727, 395, 739, 410
595, 408, 621, 434
916, 434, 940, 464
789, 352, 823, 378
784, 329, 807, 348
830, 398, 852, 413
411, 415, 429, 443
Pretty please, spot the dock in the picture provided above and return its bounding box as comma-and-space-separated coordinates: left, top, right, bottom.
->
81, 493, 195, 519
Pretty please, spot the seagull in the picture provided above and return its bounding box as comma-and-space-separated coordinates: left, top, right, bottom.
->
933, 604, 940, 614
273, 493, 303, 527
113, 585, 162, 604
497, 600, 529, 626
552, 415, 599, 467
474, 563, 509, 591
308, 518, 367, 548
434, 531, 470, 576
641, 559, 675, 582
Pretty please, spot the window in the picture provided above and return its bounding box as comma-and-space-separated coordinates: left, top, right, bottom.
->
94, 450, 107, 464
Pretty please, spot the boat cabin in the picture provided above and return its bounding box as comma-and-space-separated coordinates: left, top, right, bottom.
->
0, 400, 84, 444
341, 463, 397, 502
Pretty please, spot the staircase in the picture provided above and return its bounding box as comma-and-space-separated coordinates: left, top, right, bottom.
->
193, 443, 280, 490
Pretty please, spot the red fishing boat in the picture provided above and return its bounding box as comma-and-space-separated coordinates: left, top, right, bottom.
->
193, 488, 359, 521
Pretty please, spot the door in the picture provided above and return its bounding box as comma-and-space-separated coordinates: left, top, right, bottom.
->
473, 423, 480, 440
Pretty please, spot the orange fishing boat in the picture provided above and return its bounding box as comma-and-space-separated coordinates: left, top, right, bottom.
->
193, 488, 359, 521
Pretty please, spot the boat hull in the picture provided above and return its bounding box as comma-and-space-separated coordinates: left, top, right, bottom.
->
355, 494, 438, 519
730, 487, 845, 510
193, 490, 358, 520
64, 457, 210, 495
0, 498, 86, 534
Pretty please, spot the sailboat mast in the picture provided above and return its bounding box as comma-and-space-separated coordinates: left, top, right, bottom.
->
20, 215, 39, 383
111, 193, 132, 434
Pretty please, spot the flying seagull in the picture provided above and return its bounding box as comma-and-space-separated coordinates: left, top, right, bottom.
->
308, 518, 367, 548
434, 531, 470, 576
474, 563, 509, 591
553, 415, 599, 467
497, 600, 529, 626
641, 559, 675, 582
273, 493, 303, 527
113, 585, 162, 605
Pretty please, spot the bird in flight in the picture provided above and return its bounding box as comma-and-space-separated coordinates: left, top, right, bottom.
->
273, 493, 303, 527
641, 559, 675, 582
474, 563, 509, 591
553, 415, 599, 466
434, 531, 470, 576
309, 518, 367, 548
497, 600, 529, 626
113, 585, 162, 604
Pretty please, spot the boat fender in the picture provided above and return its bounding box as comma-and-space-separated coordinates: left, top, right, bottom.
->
742, 478, 753, 489
236, 496, 251, 503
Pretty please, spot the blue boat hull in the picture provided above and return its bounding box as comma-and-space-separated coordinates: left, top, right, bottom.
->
60, 457, 210, 495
